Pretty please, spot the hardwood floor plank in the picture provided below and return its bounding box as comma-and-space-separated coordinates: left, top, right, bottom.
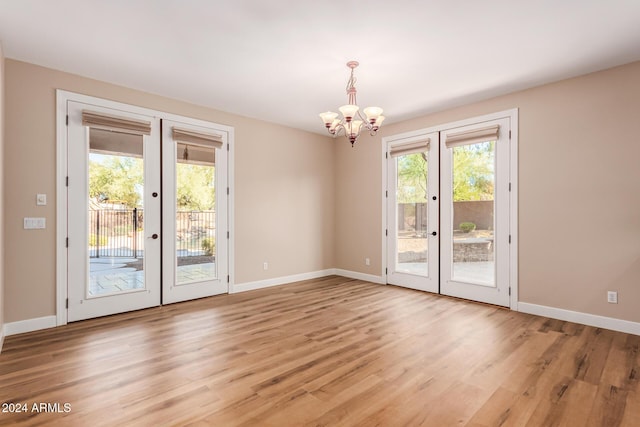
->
587, 383, 628, 427
620, 390, 640, 427
465, 386, 519, 426
0, 277, 636, 426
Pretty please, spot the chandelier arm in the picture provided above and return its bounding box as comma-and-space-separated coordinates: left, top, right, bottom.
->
355, 109, 369, 126
330, 122, 346, 137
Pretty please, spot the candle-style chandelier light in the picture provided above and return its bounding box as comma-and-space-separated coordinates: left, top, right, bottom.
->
319, 61, 385, 146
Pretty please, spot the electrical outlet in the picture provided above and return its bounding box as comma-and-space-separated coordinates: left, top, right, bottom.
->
263, 262, 268, 271
365, 258, 370, 266
607, 291, 618, 304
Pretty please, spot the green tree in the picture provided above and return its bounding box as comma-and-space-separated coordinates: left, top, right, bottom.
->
89, 155, 143, 207
89, 154, 216, 210
452, 141, 494, 201
176, 164, 215, 210
397, 153, 427, 203
395, 141, 495, 203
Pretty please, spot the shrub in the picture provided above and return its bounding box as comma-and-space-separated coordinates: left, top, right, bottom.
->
459, 222, 476, 233
89, 234, 108, 246
202, 237, 215, 256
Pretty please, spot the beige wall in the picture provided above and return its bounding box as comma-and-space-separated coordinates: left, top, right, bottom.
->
4, 56, 640, 328
4, 59, 334, 323
0, 43, 5, 340
336, 60, 640, 324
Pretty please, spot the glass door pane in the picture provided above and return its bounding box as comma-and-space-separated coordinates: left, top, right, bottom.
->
451, 140, 496, 286
88, 129, 146, 296
396, 152, 428, 276
175, 143, 217, 285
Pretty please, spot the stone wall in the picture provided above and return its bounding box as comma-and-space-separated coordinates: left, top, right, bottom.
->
398, 200, 494, 232
453, 200, 493, 230
453, 239, 494, 262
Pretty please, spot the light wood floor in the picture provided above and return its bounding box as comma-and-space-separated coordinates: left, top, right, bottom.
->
1, 276, 638, 426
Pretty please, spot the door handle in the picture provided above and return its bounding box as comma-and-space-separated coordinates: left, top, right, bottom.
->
149, 233, 159, 239
431, 231, 437, 236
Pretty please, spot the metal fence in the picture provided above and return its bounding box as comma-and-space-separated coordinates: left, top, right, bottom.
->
89, 209, 215, 258
397, 203, 427, 234
176, 210, 215, 257
89, 208, 142, 258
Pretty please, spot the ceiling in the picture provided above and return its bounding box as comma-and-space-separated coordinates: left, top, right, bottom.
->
1, 0, 639, 135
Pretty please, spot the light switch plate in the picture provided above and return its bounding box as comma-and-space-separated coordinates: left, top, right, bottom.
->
36, 194, 47, 206
24, 217, 46, 229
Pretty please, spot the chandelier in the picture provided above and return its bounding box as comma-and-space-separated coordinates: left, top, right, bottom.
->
319, 61, 385, 146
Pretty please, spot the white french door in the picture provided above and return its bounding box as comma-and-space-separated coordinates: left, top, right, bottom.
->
386, 132, 439, 293
65, 97, 230, 322
161, 119, 228, 304
440, 118, 511, 306
67, 101, 161, 321
385, 115, 513, 307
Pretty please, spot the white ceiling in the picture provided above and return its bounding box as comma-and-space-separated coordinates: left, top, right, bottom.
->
1, 0, 639, 134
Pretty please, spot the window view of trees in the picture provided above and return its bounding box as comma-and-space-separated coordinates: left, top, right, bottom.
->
396, 141, 495, 203
397, 153, 427, 204
452, 141, 494, 201
89, 154, 216, 210
89, 155, 143, 207
89, 153, 217, 263
176, 163, 215, 210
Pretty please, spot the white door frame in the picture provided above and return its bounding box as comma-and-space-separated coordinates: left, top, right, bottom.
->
56, 90, 235, 326
381, 109, 519, 310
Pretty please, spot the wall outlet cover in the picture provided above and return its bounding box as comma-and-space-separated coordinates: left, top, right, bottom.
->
24, 217, 46, 229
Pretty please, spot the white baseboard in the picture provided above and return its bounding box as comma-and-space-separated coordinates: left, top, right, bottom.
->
518, 302, 640, 336
231, 268, 385, 294
4, 315, 57, 337
334, 269, 386, 285
3, 289, 638, 344
231, 269, 336, 294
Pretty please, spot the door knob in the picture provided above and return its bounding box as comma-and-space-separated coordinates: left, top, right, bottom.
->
151, 234, 158, 239
431, 231, 437, 236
